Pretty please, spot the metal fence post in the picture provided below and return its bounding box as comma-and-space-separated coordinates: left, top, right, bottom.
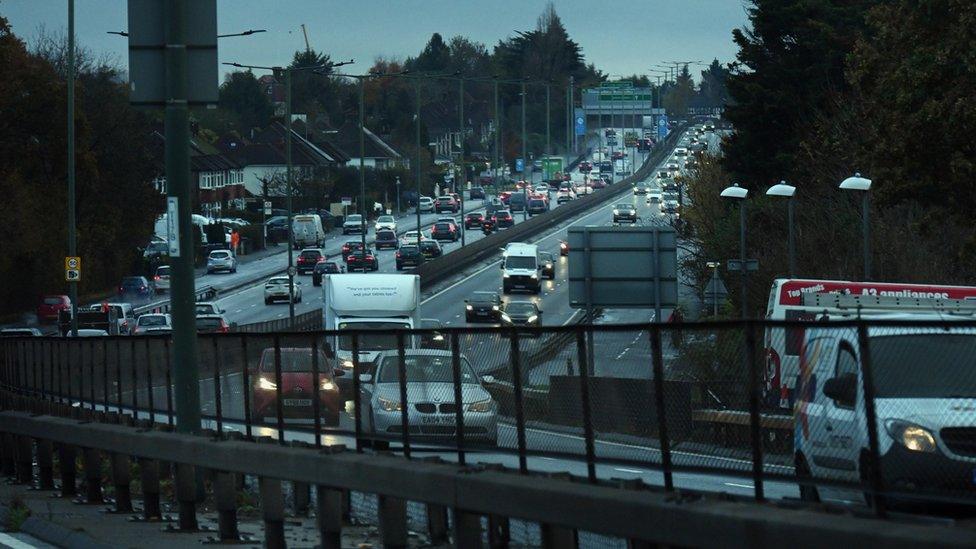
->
857, 320, 886, 517
82, 447, 104, 503
57, 444, 77, 497
164, 338, 174, 425
212, 337, 223, 435
450, 331, 466, 464
650, 326, 674, 491
111, 453, 134, 513
352, 333, 363, 452
311, 338, 322, 447
576, 330, 597, 483
316, 485, 343, 549
396, 331, 411, 457
36, 438, 55, 490
139, 457, 162, 521
273, 335, 285, 444
509, 329, 528, 473
115, 339, 123, 408
102, 339, 109, 412
144, 338, 154, 423
89, 340, 97, 412
175, 462, 199, 530
214, 471, 241, 540
241, 334, 253, 439
260, 477, 286, 549
130, 338, 139, 420
378, 495, 408, 549
745, 320, 765, 501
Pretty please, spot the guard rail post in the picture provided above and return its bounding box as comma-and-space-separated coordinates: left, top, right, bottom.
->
110, 452, 134, 513
81, 446, 104, 503
541, 523, 578, 549
453, 509, 483, 547
214, 470, 240, 541
13, 435, 32, 484
175, 462, 199, 530
426, 501, 450, 545
0, 433, 14, 477
260, 476, 286, 549
36, 438, 55, 490
315, 485, 343, 549
378, 495, 408, 549
138, 457, 162, 521
57, 443, 77, 497
488, 514, 510, 547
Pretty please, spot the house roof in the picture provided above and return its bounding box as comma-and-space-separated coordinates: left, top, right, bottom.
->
250, 121, 345, 166
332, 121, 403, 161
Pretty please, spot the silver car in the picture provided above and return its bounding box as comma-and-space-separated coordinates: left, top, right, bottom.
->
206, 250, 238, 274
359, 349, 498, 445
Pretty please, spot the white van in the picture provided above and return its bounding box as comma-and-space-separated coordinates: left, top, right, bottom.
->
501, 243, 540, 294
292, 214, 324, 249
794, 315, 976, 504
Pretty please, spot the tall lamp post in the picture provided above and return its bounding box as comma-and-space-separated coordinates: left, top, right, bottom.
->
721, 183, 749, 318
458, 76, 466, 246
766, 181, 797, 278
520, 80, 528, 221
839, 173, 872, 280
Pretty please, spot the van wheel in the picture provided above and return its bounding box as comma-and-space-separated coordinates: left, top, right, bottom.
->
795, 453, 820, 502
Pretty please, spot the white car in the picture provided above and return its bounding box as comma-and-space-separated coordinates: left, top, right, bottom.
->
374, 215, 397, 232
132, 313, 172, 335
264, 276, 302, 304
342, 214, 365, 235
195, 301, 224, 316
400, 230, 427, 245
535, 182, 550, 193
417, 197, 434, 213
556, 187, 577, 203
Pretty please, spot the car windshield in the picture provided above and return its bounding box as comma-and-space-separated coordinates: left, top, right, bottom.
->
529, 200, 545, 207
400, 246, 419, 254
377, 216, 394, 223
497, 211, 511, 218
505, 256, 536, 269
505, 302, 536, 315
421, 242, 438, 250
43, 297, 64, 305
156, 266, 170, 275
871, 334, 976, 398
470, 292, 496, 303
438, 196, 453, 201
259, 348, 332, 374
540, 253, 554, 262
300, 250, 321, 259
616, 204, 635, 211
138, 315, 167, 326
347, 215, 362, 222
377, 355, 478, 384
377, 231, 396, 239
195, 304, 217, 314
268, 278, 289, 285
338, 321, 410, 351
434, 223, 451, 230
210, 251, 229, 259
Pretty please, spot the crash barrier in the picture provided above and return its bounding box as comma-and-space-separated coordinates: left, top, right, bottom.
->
414, 123, 691, 288
5, 317, 976, 525
234, 309, 322, 333
133, 284, 218, 316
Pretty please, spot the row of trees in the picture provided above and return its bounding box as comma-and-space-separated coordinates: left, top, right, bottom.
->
0, 18, 161, 317
682, 0, 976, 316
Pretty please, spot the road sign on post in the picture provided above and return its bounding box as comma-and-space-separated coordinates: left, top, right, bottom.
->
341, 197, 352, 207
515, 158, 525, 173
575, 108, 586, 136
263, 200, 272, 215
65, 256, 81, 282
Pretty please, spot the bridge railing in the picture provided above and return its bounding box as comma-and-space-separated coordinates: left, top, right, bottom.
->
2, 318, 976, 538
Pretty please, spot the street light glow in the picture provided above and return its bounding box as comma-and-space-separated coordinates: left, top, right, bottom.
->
839, 173, 872, 191
766, 180, 796, 197
720, 183, 748, 199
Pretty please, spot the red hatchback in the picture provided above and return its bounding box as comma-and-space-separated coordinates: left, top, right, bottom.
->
251, 347, 343, 426
37, 295, 70, 322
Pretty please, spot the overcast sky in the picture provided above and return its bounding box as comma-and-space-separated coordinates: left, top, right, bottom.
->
3, 1, 748, 80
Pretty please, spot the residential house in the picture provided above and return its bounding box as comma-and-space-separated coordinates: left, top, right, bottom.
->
331, 121, 406, 170
150, 130, 246, 217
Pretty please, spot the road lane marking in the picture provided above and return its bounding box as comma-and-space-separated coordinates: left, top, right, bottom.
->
724, 482, 754, 490
614, 467, 644, 474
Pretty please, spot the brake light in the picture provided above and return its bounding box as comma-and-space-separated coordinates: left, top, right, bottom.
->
396, 251, 402, 258
346, 255, 354, 262
153, 275, 160, 281
365, 255, 374, 261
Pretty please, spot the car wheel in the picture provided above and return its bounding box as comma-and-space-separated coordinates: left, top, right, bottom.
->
795, 453, 820, 503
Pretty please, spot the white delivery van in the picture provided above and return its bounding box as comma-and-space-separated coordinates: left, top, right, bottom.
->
292, 214, 325, 249
793, 314, 976, 505
323, 274, 421, 371
501, 243, 540, 294
763, 278, 976, 409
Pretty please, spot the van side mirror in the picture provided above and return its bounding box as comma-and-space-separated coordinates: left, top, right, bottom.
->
823, 374, 857, 407
359, 373, 373, 384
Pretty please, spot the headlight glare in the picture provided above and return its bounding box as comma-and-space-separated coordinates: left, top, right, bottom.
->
320, 379, 337, 391
886, 420, 937, 453
257, 377, 277, 391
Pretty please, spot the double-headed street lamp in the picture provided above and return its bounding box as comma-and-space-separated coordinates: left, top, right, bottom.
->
720, 183, 749, 318
766, 181, 796, 277
839, 173, 872, 280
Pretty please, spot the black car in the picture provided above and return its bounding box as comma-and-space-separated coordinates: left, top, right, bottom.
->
430, 222, 459, 242
465, 291, 501, 322
419, 240, 442, 259
464, 212, 484, 229
312, 261, 342, 286
500, 300, 542, 330
469, 187, 486, 199
527, 198, 548, 216
297, 248, 324, 274
395, 245, 424, 270
493, 210, 515, 228
613, 203, 638, 223
345, 249, 379, 271
118, 276, 155, 300
375, 229, 399, 250
539, 251, 555, 280
508, 192, 527, 212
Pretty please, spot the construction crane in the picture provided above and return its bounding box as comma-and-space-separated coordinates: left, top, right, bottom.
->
301, 24, 311, 53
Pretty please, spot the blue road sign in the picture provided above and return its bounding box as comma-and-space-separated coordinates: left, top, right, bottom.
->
515, 158, 525, 173
657, 115, 668, 140
574, 108, 586, 136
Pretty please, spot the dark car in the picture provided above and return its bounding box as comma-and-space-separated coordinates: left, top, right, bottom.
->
500, 300, 542, 331
464, 212, 484, 229
578, 161, 592, 173
118, 276, 155, 300
312, 260, 342, 286
434, 195, 459, 213
395, 245, 424, 270
465, 291, 502, 322
419, 240, 442, 259
195, 314, 230, 334
469, 187, 486, 200
507, 192, 527, 212
527, 198, 547, 216
341, 240, 365, 256
613, 203, 638, 223
297, 248, 324, 274
36, 295, 71, 322
375, 230, 399, 250
430, 222, 459, 242
493, 210, 515, 228
539, 251, 555, 280
559, 240, 569, 256
346, 249, 379, 271
251, 347, 342, 426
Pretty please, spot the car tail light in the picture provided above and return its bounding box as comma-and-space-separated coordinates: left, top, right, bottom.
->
396, 251, 401, 258
153, 275, 160, 281
346, 255, 354, 262
365, 255, 374, 261
219, 321, 229, 333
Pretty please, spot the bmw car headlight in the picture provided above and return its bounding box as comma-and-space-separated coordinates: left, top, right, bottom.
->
530, 272, 538, 279
256, 377, 277, 391
491, 305, 499, 311
885, 420, 936, 453
466, 399, 493, 412
377, 397, 402, 412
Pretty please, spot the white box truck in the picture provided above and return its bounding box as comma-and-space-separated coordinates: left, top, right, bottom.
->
323, 273, 422, 372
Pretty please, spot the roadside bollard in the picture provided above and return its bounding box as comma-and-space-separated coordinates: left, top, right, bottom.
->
214, 471, 240, 541
81, 447, 104, 503
315, 486, 343, 549
138, 457, 162, 521
35, 438, 55, 490
110, 453, 133, 513
454, 509, 484, 548
260, 477, 286, 549
57, 444, 77, 497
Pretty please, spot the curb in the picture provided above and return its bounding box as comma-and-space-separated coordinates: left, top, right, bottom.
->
0, 502, 116, 549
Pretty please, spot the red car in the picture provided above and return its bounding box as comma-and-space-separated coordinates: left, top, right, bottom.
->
560, 240, 569, 256
431, 221, 459, 242
579, 161, 592, 173
499, 191, 512, 205
464, 212, 484, 229
493, 210, 515, 228
612, 151, 625, 161
515, 180, 532, 191
251, 347, 343, 426
434, 195, 459, 213
37, 295, 71, 322
590, 178, 607, 190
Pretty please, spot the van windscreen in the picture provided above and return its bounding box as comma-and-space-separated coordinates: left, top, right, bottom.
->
871, 334, 976, 398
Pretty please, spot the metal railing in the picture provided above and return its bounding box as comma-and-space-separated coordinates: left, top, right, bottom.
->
2, 318, 976, 545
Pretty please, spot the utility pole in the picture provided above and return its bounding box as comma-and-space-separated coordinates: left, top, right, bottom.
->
67, 0, 78, 336
359, 76, 367, 271
520, 80, 527, 221
494, 79, 500, 187
568, 75, 574, 154
545, 83, 551, 163
415, 78, 422, 249
458, 77, 466, 246
165, 0, 201, 434
284, 68, 296, 325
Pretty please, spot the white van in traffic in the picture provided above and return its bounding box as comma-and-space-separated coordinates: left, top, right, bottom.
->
292, 214, 325, 249
794, 316, 976, 504
501, 243, 540, 294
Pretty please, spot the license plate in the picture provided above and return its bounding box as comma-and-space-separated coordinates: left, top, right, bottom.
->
283, 399, 312, 406
476, 311, 488, 316
421, 416, 452, 425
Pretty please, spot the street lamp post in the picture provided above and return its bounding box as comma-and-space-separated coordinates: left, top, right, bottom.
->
721, 183, 749, 318
458, 77, 466, 246
706, 261, 721, 317
67, 0, 78, 336
358, 76, 368, 272
283, 68, 296, 324
521, 80, 528, 221
494, 78, 501, 190
395, 176, 401, 215
415, 78, 423, 250
839, 173, 873, 280
766, 181, 797, 278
